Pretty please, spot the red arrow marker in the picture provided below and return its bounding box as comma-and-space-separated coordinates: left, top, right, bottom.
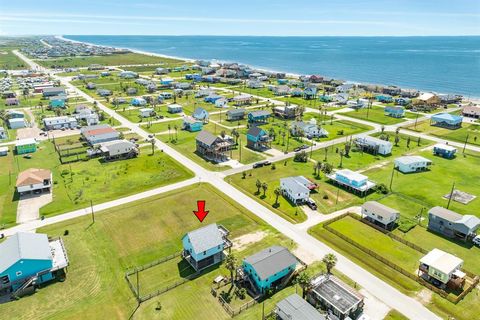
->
193, 200, 209, 222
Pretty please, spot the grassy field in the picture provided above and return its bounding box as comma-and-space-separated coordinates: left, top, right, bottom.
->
0, 183, 300, 320
0, 95, 45, 111
34, 53, 182, 68
404, 120, 480, 147
0, 141, 193, 227
0, 46, 27, 69
341, 105, 417, 125
383, 310, 409, 320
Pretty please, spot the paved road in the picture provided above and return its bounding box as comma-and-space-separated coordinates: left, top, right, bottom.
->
9, 50, 445, 320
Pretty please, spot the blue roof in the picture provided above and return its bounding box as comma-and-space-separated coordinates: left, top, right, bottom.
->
431, 113, 463, 123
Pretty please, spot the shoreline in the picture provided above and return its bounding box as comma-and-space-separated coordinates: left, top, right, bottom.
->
57, 35, 480, 102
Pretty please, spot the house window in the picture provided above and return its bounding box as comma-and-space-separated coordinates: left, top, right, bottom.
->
203, 251, 207, 255
16, 271, 22, 277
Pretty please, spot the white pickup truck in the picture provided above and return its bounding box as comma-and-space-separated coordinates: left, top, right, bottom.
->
473, 235, 480, 247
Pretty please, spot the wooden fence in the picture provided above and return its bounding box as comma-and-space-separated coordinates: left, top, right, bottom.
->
212, 282, 258, 317
125, 252, 181, 276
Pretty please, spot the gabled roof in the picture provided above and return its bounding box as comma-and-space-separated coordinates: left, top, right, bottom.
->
394, 155, 432, 166
243, 246, 297, 280
362, 201, 399, 220
247, 126, 266, 137
276, 294, 325, 320
420, 249, 463, 275
433, 143, 457, 152
196, 130, 219, 146
249, 110, 271, 118
227, 108, 245, 116
193, 107, 207, 116
16, 168, 51, 187
0, 232, 53, 273
183, 223, 223, 255
429, 206, 480, 230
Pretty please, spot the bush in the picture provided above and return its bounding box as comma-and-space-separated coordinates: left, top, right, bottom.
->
374, 183, 389, 194
323, 194, 329, 199
293, 151, 308, 162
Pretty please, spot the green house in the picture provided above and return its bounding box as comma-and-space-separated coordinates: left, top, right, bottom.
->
15, 138, 37, 155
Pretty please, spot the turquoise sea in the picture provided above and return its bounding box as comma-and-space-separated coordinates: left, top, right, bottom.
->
65, 35, 480, 97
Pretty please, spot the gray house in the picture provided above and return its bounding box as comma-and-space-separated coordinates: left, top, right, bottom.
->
275, 294, 325, 320
428, 207, 480, 241
226, 108, 245, 121
361, 201, 400, 230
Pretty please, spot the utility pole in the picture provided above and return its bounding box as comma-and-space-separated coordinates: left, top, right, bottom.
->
336, 188, 340, 205
414, 113, 419, 129
389, 164, 396, 191
310, 142, 315, 159
446, 181, 455, 209
136, 268, 140, 300
90, 200, 95, 223
239, 138, 242, 163
463, 134, 469, 154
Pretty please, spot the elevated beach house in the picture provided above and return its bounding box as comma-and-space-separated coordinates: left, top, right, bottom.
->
354, 135, 392, 156
182, 116, 203, 132
433, 143, 457, 159
280, 176, 317, 205
290, 119, 328, 139
274, 105, 297, 119
15, 138, 37, 155
462, 105, 480, 119
232, 94, 252, 106
419, 249, 465, 290
131, 97, 147, 107
428, 206, 480, 241
0, 232, 69, 294
182, 223, 231, 271
248, 110, 271, 124
384, 106, 405, 118
275, 294, 325, 320
99, 140, 139, 161
361, 201, 399, 230
81, 124, 120, 145
195, 130, 234, 162
394, 156, 432, 173
16, 168, 52, 195
430, 113, 463, 129
327, 169, 376, 195
43, 116, 78, 130
42, 86, 66, 98
192, 107, 209, 123
226, 108, 245, 121
307, 274, 364, 320
167, 104, 183, 114
246, 126, 271, 151
241, 246, 298, 294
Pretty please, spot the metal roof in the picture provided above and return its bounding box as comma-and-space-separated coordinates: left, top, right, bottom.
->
429, 206, 463, 222
196, 130, 218, 146
247, 126, 266, 137
243, 246, 297, 280
362, 201, 399, 220
311, 275, 363, 314
280, 177, 310, 195
0, 233, 53, 273
276, 294, 325, 320
420, 249, 463, 275
394, 156, 431, 166
183, 223, 223, 255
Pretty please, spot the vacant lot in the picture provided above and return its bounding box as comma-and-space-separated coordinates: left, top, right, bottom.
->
341, 105, 416, 125
0, 47, 26, 69
404, 120, 480, 147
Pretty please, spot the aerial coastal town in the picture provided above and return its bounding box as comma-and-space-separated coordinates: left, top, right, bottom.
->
0, 35, 479, 320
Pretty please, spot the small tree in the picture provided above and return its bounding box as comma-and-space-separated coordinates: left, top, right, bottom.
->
295, 271, 311, 299
322, 253, 338, 274
273, 187, 281, 206
261, 182, 268, 197
255, 179, 262, 195
225, 253, 237, 286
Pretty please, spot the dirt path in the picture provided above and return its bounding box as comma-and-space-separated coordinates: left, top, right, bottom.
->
231, 230, 268, 251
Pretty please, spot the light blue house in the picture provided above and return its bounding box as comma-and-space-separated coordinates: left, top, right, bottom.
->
248, 110, 271, 124
395, 97, 411, 106
430, 113, 463, 129
242, 246, 298, 294
131, 97, 147, 107
182, 116, 203, 132
277, 79, 288, 85
49, 98, 65, 109
384, 106, 405, 118
375, 94, 393, 103
119, 71, 138, 79
433, 143, 457, 159
246, 126, 271, 150
182, 223, 230, 271
204, 94, 223, 103
192, 107, 209, 122
160, 78, 174, 86
0, 233, 69, 293
327, 169, 376, 195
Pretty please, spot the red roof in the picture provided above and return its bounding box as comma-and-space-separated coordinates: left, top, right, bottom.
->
86, 127, 116, 135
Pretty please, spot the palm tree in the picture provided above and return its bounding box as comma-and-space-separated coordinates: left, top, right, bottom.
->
255, 179, 262, 195
224, 253, 237, 286
339, 150, 345, 168
314, 161, 322, 177
261, 182, 268, 197
381, 125, 385, 134
174, 125, 178, 141
322, 253, 338, 274
167, 124, 171, 141
231, 128, 239, 145
274, 187, 281, 206
295, 271, 311, 299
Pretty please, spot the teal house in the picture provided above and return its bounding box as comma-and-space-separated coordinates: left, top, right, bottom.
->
247, 110, 271, 124
15, 139, 37, 155
0, 232, 69, 292
182, 116, 203, 132
49, 98, 65, 109
430, 113, 463, 129
242, 246, 298, 294
385, 106, 405, 118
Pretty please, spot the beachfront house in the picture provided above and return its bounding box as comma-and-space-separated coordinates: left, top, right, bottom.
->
15, 139, 37, 155
383, 86, 401, 96
16, 168, 52, 195
167, 104, 183, 114
182, 116, 203, 132
430, 113, 463, 129
272, 85, 291, 96
139, 108, 154, 118
99, 139, 139, 160
273, 105, 297, 119
346, 99, 368, 109
433, 143, 457, 159
192, 107, 209, 123
181, 223, 231, 271
0, 232, 69, 294
226, 108, 245, 121
241, 246, 298, 294
385, 106, 405, 118
428, 206, 480, 242
280, 176, 316, 204
290, 119, 328, 139
8, 118, 26, 129
248, 110, 271, 124
415, 93, 440, 107
43, 116, 78, 130
303, 87, 318, 100
394, 156, 432, 173
401, 89, 419, 98
361, 201, 400, 230
462, 105, 480, 119
275, 294, 325, 320
246, 126, 271, 151
81, 124, 120, 145
395, 98, 411, 106
195, 130, 234, 162
354, 135, 392, 155
327, 169, 376, 195
418, 249, 465, 290
307, 274, 364, 320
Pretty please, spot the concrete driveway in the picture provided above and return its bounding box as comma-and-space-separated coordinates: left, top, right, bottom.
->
16, 192, 52, 224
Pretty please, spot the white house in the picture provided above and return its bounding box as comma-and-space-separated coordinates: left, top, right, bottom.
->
290, 119, 328, 139
361, 201, 400, 230
0, 146, 8, 156
394, 156, 432, 173
354, 135, 392, 155
8, 118, 26, 129
139, 108, 154, 118
280, 176, 316, 204
43, 116, 78, 130
16, 168, 52, 195
100, 139, 138, 160
419, 249, 465, 287
0, 127, 6, 140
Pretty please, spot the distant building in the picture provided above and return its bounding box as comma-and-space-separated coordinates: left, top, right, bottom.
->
182, 116, 203, 132
139, 108, 154, 118
81, 124, 120, 145
181, 223, 231, 271
131, 97, 147, 107
248, 110, 271, 124
430, 113, 463, 129
226, 108, 245, 121
375, 94, 393, 103
433, 143, 457, 159
307, 274, 364, 320
167, 104, 183, 114
290, 120, 328, 139
275, 294, 325, 320
43, 116, 77, 130
8, 118, 26, 129
232, 94, 252, 106
354, 135, 392, 155
5, 98, 19, 106
241, 246, 298, 294
15, 138, 37, 155
0, 127, 6, 140
385, 106, 405, 118
16, 168, 52, 195
361, 201, 399, 230
273, 105, 297, 119
419, 249, 465, 290
327, 169, 376, 195
394, 156, 432, 173
119, 71, 138, 79
428, 206, 480, 241
6, 110, 24, 119
415, 93, 440, 106
192, 107, 209, 122
42, 87, 66, 97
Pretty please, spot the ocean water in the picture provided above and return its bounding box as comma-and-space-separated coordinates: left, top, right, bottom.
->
66, 35, 480, 97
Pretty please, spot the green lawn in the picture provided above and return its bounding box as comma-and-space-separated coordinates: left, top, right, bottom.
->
383, 310, 409, 320
0, 141, 193, 227
404, 120, 480, 147
0, 47, 27, 69
0, 95, 45, 111
0, 183, 295, 320
34, 53, 182, 68
341, 105, 417, 125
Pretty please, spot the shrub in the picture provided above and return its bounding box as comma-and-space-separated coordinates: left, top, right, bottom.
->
374, 183, 389, 194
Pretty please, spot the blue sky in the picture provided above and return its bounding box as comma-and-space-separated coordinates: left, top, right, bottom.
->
0, 0, 479, 36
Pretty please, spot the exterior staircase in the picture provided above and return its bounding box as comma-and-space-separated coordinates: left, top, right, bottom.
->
12, 275, 37, 298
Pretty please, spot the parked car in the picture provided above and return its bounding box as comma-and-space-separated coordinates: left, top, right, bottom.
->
300, 144, 309, 150
293, 147, 302, 152
306, 198, 317, 210
252, 160, 270, 168
473, 236, 480, 247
